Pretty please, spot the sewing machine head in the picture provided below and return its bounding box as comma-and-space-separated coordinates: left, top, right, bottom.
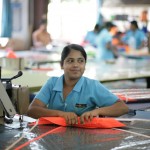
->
0, 81, 16, 124
0, 69, 24, 124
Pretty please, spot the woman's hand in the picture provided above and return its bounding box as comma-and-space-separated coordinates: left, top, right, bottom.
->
80, 109, 99, 124
58, 112, 78, 125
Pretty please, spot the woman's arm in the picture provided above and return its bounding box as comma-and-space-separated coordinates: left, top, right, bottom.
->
80, 100, 129, 124
32, 31, 44, 47
96, 100, 129, 117
27, 99, 78, 124
27, 99, 61, 119
106, 41, 118, 57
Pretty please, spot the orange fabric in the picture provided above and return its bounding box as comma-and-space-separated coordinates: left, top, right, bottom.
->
125, 45, 130, 53
6, 50, 17, 58
112, 38, 119, 45
37, 117, 125, 129
117, 94, 136, 103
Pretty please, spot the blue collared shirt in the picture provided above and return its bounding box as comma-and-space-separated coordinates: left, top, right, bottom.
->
122, 29, 147, 49
95, 28, 114, 60
84, 31, 98, 47
35, 75, 118, 116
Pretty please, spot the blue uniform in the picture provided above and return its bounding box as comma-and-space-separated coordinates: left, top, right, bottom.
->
122, 29, 147, 49
95, 28, 114, 60
84, 31, 98, 47
35, 75, 118, 116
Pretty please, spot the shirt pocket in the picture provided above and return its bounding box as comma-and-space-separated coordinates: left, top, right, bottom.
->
74, 103, 88, 116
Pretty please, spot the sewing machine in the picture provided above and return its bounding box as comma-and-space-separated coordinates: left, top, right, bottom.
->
0, 71, 23, 124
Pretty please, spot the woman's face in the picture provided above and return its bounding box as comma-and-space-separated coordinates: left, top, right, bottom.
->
40, 24, 47, 31
61, 49, 86, 81
130, 24, 136, 31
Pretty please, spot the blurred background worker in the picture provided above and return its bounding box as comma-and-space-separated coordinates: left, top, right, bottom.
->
121, 20, 147, 50
95, 22, 118, 61
32, 19, 52, 49
83, 24, 100, 48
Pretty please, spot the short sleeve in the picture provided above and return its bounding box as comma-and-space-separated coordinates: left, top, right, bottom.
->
35, 77, 57, 105
92, 80, 118, 107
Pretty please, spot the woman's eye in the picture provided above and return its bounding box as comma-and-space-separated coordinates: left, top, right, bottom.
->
78, 59, 84, 63
66, 59, 84, 63
67, 59, 73, 63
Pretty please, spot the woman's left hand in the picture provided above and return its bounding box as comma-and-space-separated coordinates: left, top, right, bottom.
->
80, 109, 99, 124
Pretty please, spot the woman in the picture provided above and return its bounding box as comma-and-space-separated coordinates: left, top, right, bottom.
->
121, 20, 147, 50
32, 19, 52, 48
95, 22, 118, 60
27, 44, 129, 125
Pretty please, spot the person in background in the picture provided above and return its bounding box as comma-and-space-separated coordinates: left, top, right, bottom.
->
95, 22, 118, 60
27, 44, 129, 125
140, 10, 148, 34
112, 31, 123, 46
121, 20, 147, 50
83, 24, 100, 47
32, 19, 52, 49
111, 31, 131, 53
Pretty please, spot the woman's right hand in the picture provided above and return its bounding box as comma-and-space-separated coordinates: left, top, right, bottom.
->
58, 112, 78, 125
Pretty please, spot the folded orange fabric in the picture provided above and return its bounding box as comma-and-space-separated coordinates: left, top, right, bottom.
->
37, 117, 125, 129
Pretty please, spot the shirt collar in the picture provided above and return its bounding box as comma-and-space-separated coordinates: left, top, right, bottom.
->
53, 75, 63, 91
53, 75, 84, 92
73, 76, 84, 92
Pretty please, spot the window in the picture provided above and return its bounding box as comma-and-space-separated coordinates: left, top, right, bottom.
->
47, 0, 98, 44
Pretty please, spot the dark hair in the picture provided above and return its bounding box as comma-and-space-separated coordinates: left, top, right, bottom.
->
94, 24, 100, 30
60, 44, 87, 66
130, 20, 138, 29
39, 19, 47, 26
105, 22, 115, 29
